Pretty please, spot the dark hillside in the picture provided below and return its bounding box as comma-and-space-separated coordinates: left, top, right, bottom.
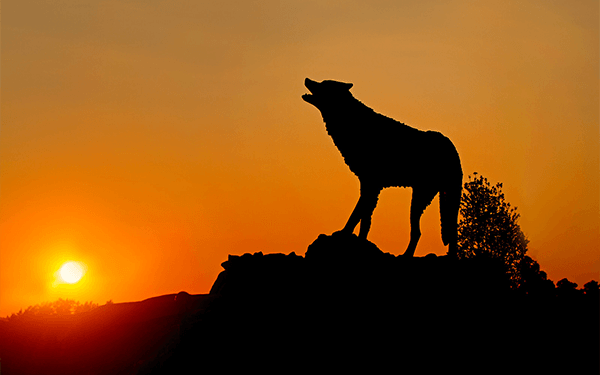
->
1, 232, 597, 374
0, 293, 212, 375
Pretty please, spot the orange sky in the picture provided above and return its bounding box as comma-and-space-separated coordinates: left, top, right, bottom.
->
1, 0, 598, 316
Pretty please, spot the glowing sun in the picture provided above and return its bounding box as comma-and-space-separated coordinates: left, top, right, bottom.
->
58, 261, 86, 284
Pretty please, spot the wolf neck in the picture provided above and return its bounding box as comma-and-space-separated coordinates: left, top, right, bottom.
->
322, 96, 370, 125
321, 95, 416, 134
320, 95, 417, 176
319, 96, 374, 170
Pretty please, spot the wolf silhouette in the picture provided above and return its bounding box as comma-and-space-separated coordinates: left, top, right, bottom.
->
302, 78, 463, 257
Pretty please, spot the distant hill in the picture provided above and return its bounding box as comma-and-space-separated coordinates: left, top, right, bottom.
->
1, 233, 597, 374
0, 292, 212, 375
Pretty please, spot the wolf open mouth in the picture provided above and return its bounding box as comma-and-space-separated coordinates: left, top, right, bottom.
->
304, 78, 318, 96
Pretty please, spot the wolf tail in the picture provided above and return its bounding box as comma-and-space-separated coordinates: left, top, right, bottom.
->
439, 155, 463, 256
439, 183, 461, 248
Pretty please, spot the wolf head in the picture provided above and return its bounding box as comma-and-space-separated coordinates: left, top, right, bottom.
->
302, 78, 354, 113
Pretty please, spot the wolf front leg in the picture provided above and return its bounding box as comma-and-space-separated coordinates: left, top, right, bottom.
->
341, 185, 380, 238
357, 188, 380, 239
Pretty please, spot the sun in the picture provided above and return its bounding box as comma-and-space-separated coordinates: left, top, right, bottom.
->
58, 261, 86, 284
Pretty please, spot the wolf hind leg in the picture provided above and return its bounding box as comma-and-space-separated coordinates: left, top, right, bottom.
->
439, 184, 461, 257
403, 188, 437, 257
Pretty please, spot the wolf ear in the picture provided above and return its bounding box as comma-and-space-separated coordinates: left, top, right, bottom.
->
345, 82, 353, 90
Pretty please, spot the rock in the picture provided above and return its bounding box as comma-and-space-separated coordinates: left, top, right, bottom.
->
210, 251, 306, 296
305, 231, 386, 262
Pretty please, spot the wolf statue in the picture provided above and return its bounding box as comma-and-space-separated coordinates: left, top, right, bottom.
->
302, 78, 463, 257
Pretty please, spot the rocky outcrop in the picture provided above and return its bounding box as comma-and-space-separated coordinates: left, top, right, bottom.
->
165, 233, 595, 374
211, 232, 509, 303
167, 233, 518, 373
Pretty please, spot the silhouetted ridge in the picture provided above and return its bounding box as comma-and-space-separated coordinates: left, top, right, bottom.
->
175, 234, 594, 374
178, 232, 516, 373
2, 234, 597, 374
210, 232, 509, 303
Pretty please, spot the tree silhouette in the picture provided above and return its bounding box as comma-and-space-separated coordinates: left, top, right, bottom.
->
556, 278, 583, 298
457, 173, 529, 287
4, 299, 99, 322
515, 255, 556, 296
582, 280, 599, 298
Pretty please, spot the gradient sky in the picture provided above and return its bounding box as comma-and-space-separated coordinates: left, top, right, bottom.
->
1, 0, 598, 316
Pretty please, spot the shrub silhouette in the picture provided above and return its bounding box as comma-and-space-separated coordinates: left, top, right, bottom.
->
457, 173, 528, 286
302, 78, 462, 257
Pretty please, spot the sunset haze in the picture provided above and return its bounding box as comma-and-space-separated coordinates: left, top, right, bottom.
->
1, 0, 598, 316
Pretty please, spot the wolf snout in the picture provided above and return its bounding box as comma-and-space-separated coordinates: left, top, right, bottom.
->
304, 78, 317, 92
